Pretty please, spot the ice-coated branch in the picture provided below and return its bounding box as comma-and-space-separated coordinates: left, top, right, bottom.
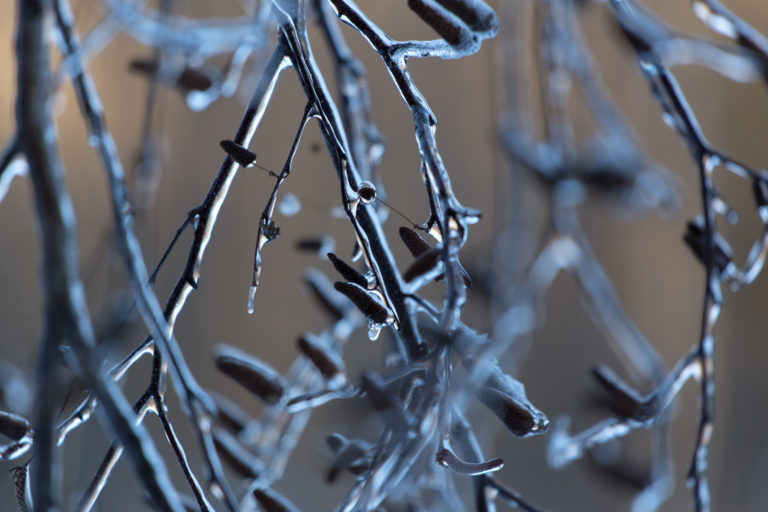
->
16, 1, 183, 509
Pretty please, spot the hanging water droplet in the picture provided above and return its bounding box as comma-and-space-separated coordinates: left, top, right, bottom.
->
248, 252, 263, 315
367, 320, 382, 341
247, 284, 257, 315
357, 181, 376, 204
278, 192, 302, 217
0, 157, 29, 205
464, 210, 481, 224
87, 135, 99, 148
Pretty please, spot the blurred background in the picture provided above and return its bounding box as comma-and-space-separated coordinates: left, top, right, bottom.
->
1, 0, 767, 510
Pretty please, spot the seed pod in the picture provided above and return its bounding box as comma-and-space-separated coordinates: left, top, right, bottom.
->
220, 139, 257, 167
297, 333, 345, 380
399, 226, 431, 258
214, 345, 285, 405
433, 0, 498, 36
404, 247, 442, 283
304, 269, 347, 320
407, 0, 478, 51
333, 282, 389, 324
253, 488, 303, 512
435, 447, 503, 476
212, 428, 264, 479
327, 252, 368, 288
0, 411, 31, 441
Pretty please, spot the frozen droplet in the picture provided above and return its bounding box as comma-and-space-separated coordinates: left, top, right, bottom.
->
692, 1, 737, 38
278, 192, 301, 217
464, 209, 481, 224
0, 157, 29, 204
186, 90, 214, 111
247, 284, 257, 315
369, 142, 385, 164
367, 321, 382, 341
661, 112, 676, 129
260, 219, 280, 244
88, 135, 99, 148
357, 181, 376, 204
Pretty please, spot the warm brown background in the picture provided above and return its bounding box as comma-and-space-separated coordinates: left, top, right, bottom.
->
1, 1, 767, 510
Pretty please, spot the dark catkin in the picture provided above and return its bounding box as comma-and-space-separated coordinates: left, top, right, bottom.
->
475, 386, 540, 438
326, 432, 347, 454
214, 344, 285, 405
399, 226, 431, 257
10, 466, 29, 512
592, 365, 644, 420
176, 66, 217, 92
295, 237, 323, 252
0, 411, 30, 441
592, 366, 658, 421
327, 438, 370, 482
295, 236, 334, 255
333, 282, 389, 324
753, 178, 768, 208
220, 139, 257, 167
253, 488, 303, 512
128, 58, 216, 91
304, 269, 347, 320
407, 0, 477, 51
683, 219, 732, 272
210, 391, 252, 434
328, 252, 368, 288
404, 247, 442, 283
297, 333, 345, 380
212, 428, 264, 479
